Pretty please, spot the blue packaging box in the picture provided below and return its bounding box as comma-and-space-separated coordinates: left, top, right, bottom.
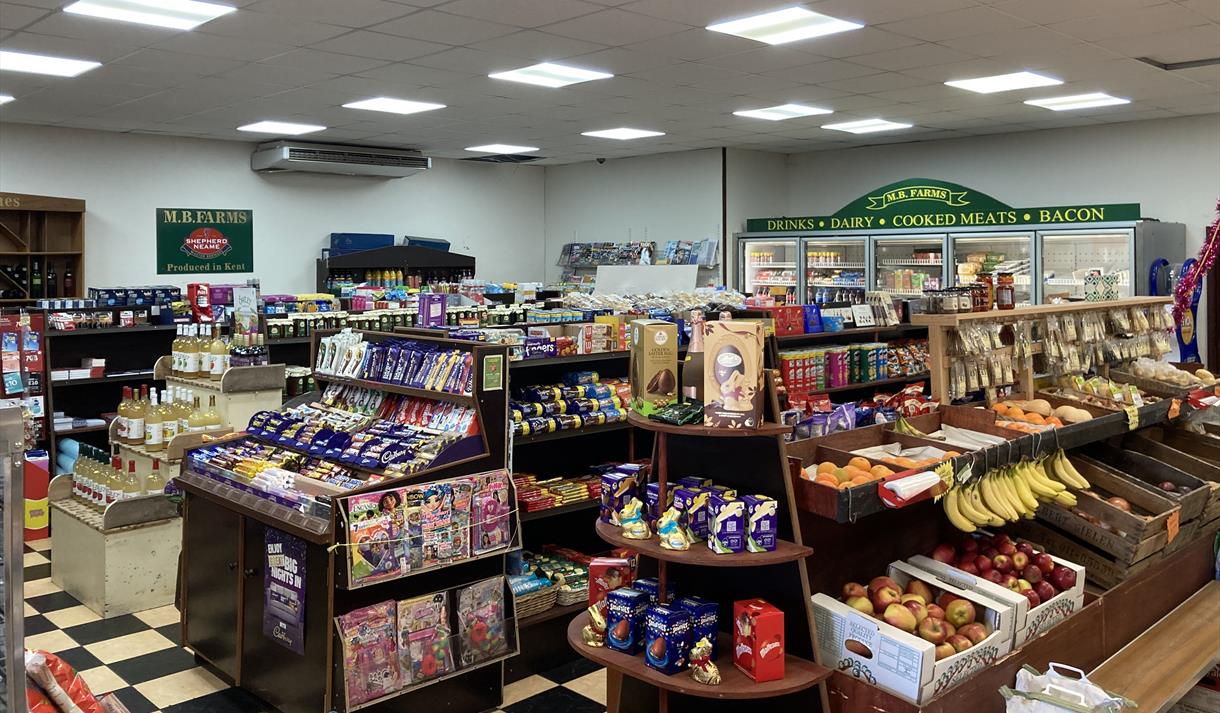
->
673, 596, 719, 660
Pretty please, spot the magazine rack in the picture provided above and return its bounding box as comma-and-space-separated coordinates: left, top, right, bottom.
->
177, 331, 515, 713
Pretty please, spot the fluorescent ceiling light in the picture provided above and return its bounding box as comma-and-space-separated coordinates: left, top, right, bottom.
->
237, 120, 326, 135
489, 62, 612, 88
0, 50, 100, 77
581, 128, 664, 140
734, 103, 832, 121
0, 94, 13, 105
945, 71, 1062, 94
343, 97, 445, 115
64, 0, 235, 30
1025, 92, 1130, 111
707, 7, 862, 46
822, 118, 912, 134
465, 144, 539, 154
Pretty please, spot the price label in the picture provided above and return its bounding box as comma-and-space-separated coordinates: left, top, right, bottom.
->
1169, 399, 1182, 420
1123, 405, 1139, 430
1166, 510, 1180, 544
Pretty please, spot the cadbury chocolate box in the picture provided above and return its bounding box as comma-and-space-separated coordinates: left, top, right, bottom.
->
703, 319, 765, 428
742, 494, 778, 553
673, 486, 710, 541
708, 493, 745, 554
606, 588, 649, 655
600, 471, 637, 524
644, 605, 692, 675
630, 319, 678, 416
633, 576, 675, 604
674, 596, 719, 661
645, 482, 674, 526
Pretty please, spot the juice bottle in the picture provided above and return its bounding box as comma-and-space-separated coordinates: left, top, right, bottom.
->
204, 395, 222, 429
123, 460, 142, 499
144, 388, 164, 452
146, 458, 166, 495
182, 324, 199, 378
127, 385, 147, 446
210, 326, 227, 380
161, 389, 179, 444
188, 396, 208, 432
115, 386, 133, 443
177, 388, 193, 434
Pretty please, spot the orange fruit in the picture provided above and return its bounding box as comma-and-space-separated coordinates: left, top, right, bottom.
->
942, 450, 962, 460
848, 456, 871, 471
837, 480, 855, 489
870, 465, 894, 478
1024, 413, 1045, 425
894, 457, 917, 469
1006, 407, 1025, 419
814, 475, 839, 488
992, 403, 1009, 414
834, 467, 853, 484
817, 461, 837, 475
850, 475, 871, 485
1046, 416, 1064, 427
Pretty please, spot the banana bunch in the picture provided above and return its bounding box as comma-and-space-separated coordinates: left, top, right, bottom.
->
893, 417, 930, 438
942, 452, 1090, 532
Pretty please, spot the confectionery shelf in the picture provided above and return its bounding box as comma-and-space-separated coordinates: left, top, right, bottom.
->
593, 520, 811, 567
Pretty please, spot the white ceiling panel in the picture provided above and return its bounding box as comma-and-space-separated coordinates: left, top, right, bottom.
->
198, 12, 350, 46
1180, 0, 1220, 22
1096, 25, 1220, 64
152, 31, 296, 62
986, 0, 1164, 26
542, 8, 689, 45
21, 12, 185, 47
763, 59, 882, 84
808, 0, 977, 25
1, 30, 138, 62
879, 6, 1032, 42
622, 28, 758, 62
850, 43, 976, 71
216, 62, 339, 89
245, 0, 415, 28
259, 48, 391, 74
355, 62, 475, 87
374, 10, 517, 44
562, 46, 676, 75
469, 31, 608, 62
1, 4, 54, 31
308, 30, 449, 62
108, 48, 244, 77
619, 0, 791, 27
441, 0, 602, 28
1049, 4, 1210, 43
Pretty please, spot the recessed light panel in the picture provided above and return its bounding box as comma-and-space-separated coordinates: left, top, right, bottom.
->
64, 0, 235, 30
733, 103, 833, 121
945, 71, 1062, 94
1025, 92, 1130, 111
465, 144, 539, 154
707, 7, 862, 46
0, 94, 13, 105
342, 97, 445, 115
237, 121, 326, 135
822, 118, 912, 134
489, 62, 612, 88
0, 50, 101, 77
581, 128, 665, 140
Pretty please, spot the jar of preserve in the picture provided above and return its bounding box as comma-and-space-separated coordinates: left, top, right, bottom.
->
996, 272, 1015, 310
971, 284, 987, 312
976, 272, 994, 309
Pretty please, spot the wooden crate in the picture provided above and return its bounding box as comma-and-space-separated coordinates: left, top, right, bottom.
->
1079, 444, 1209, 522
1122, 431, 1220, 523
1108, 367, 1192, 400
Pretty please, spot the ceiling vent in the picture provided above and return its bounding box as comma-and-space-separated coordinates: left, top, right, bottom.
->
251, 141, 431, 177
462, 153, 544, 164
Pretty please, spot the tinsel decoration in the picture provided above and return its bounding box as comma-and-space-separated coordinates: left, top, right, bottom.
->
1174, 199, 1220, 322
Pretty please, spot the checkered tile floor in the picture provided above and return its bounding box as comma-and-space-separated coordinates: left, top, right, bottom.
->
22, 538, 606, 713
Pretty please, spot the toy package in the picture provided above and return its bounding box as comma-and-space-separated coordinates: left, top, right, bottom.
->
404, 486, 425, 571
450, 479, 474, 561
420, 481, 454, 568
346, 491, 408, 587
338, 601, 400, 706
474, 472, 512, 553
397, 592, 455, 685
456, 576, 509, 666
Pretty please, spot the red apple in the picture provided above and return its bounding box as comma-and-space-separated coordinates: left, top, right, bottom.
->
846, 596, 874, 615
884, 603, 918, 633
993, 534, 1013, 547
1158, 480, 1177, 492
942, 621, 956, 638
925, 604, 945, 620
1034, 581, 1057, 603
984, 569, 1005, 584
957, 553, 977, 569
947, 634, 973, 653
974, 555, 993, 573
871, 586, 901, 612
931, 544, 957, 564
935, 642, 956, 660
959, 538, 979, 554
936, 593, 961, 610
958, 561, 979, 575
982, 546, 999, 559
1012, 552, 1029, 571
998, 542, 1017, 557
1020, 589, 1041, 608
905, 580, 934, 604
869, 576, 901, 597
1000, 574, 1018, 589
958, 623, 987, 644
992, 554, 1013, 573
842, 582, 867, 600
1034, 553, 1055, 576
945, 599, 977, 627
1016, 542, 1035, 557
1022, 565, 1043, 585
918, 616, 948, 644
1049, 566, 1077, 591
903, 600, 928, 624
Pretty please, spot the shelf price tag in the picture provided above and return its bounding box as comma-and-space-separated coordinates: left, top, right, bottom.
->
1169, 399, 1182, 420
1166, 510, 1180, 544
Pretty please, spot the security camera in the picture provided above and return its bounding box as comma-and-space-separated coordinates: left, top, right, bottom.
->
596, 157, 606, 164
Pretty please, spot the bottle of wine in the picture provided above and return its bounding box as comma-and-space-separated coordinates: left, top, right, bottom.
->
146, 458, 166, 495
204, 395, 222, 429
682, 309, 705, 402
63, 267, 76, 296
123, 460, 142, 499
46, 263, 58, 298
188, 396, 208, 432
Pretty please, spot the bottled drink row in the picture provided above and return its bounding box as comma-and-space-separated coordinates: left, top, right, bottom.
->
115, 385, 223, 451
0, 261, 76, 299
71, 443, 167, 510
170, 324, 269, 379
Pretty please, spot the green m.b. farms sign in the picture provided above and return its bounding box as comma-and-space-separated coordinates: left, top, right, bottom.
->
157, 208, 253, 274
745, 178, 1141, 232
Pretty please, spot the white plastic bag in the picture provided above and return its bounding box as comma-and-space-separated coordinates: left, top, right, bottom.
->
1001, 664, 1135, 713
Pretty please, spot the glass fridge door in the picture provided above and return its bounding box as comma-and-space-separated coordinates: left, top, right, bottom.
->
802, 237, 867, 304
950, 233, 1034, 307
872, 235, 946, 297
1038, 229, 1134, 302
740, 238, 799, 301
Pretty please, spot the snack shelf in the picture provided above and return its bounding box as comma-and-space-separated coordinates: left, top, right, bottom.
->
566, 616, 829, 700
594, 519, 811, 566
514, 420, 631, 445
509, 351, 629, 368
775, 324, 927, 343
748, 262, 797, 268
806, 262, 866, 269
626, 411, 791, 438
520, 600, 586, 628
54, 423, 109, 436
519, 499, 599, 522
314, 372, 477, 407
46, 323, 179, 337
812, 372, 931, 396
911, 296, 1172, 327
177, 469, 333, 544
753, 281, 797, 287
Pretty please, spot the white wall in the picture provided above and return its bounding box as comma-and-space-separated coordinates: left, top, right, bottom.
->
725, 148, 788, 282
0, 123, 546, 292
542, 148, 722, 284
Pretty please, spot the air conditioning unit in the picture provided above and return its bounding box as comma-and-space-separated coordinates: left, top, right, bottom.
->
250, 141, 431, 178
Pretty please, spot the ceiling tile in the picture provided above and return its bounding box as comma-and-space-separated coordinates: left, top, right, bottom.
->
807, 0, 976, 25
442, 0, 602, 28
259, 49, 391, 74
355, 61, 474, 86
469, 30, 608, 61
785, 27, 924, 60
199, 12, 351, 45
1097, 25, 1220, 64
0, 4, 53, 31
152, 31, 296, 62
700, 47, 825, 74
245, 0, 415, 28
1, 30, 137, 62
987, 0, 1170, 26
1049, 4, 1209, 43
820, 71, 929, 93
216, 62, 339, 89
409, 47, 523, 74
763, 60, 882, 84
879, 6, 1032, 42
1180, 0, 1220, 22
374, 10, 518, 44
851, 43, 976, 71
543, 8, 689, 45
109, 48, 245, 77
619, 0, 787, 27
309, 30, 449, 61
564, 46, 676, 75
622, 28, 757, 61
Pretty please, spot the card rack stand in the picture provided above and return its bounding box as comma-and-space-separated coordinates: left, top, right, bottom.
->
176, 330, 515, 713
567, 373, 833, 713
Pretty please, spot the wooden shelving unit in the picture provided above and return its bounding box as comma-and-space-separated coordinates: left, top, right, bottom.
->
0, 192, 85, 304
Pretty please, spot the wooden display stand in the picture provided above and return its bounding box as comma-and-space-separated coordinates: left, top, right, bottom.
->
47, 475, 181, 617
568, 381, 833, 713
0, 192, 85, 304
177, 332, 515, 713
153, 356, 286, 431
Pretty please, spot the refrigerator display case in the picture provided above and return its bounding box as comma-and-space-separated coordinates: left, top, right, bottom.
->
740, 238, 799, 301
1039, 229, 1134, 302
951, 233, 1035, 307
872, 235, 946, 297
802, 238, 866, 304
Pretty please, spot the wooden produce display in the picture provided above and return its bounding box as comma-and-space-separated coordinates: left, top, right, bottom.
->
177, 332, 517, 713
0, 192, 85, 304
568, 384, 833, 713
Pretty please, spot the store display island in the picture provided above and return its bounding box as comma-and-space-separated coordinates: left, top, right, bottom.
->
177, 331, 518, 713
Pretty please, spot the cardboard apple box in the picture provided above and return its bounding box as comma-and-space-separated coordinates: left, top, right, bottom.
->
908, 549, 1085, 647
811, 561, 1014, 705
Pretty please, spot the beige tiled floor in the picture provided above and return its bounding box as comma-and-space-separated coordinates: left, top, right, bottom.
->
502, 673, 559, 706
86, 630, 176, 664
135, 668, 229, 709
25, 551, 50, 567
135, 604, 181, 628
566, 669, 608, 704
44, 604, 103, 629
25, 629, 79, 653
25, 577, 63, 597
79, 666, 129, 695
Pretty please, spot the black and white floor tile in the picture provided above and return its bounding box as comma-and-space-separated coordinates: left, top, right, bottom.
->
21, 538, 606, 713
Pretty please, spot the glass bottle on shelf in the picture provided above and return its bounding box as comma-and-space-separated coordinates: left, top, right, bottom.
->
102, 451, 119, 509
171, 325, 184, 377
123, 460, 142, 499
146, 458, 166, 495
682, 309, 705, 402
127, 385, 148, 446
254, 334, 269, 366
116, 386, 133, 444
31, 260, 42, 297
160, 389, 178, 444
181, 324, 199, 378
204, 395, 222, 429
210, 327, 227, 380
187, 396, 208, 432
199, 325, 214, 377
144, 388, 164, 452
73, 453, 94, 508
46, 263, 57, 298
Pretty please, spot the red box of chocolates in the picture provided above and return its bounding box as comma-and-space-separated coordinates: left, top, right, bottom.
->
733, 598, 785, 683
